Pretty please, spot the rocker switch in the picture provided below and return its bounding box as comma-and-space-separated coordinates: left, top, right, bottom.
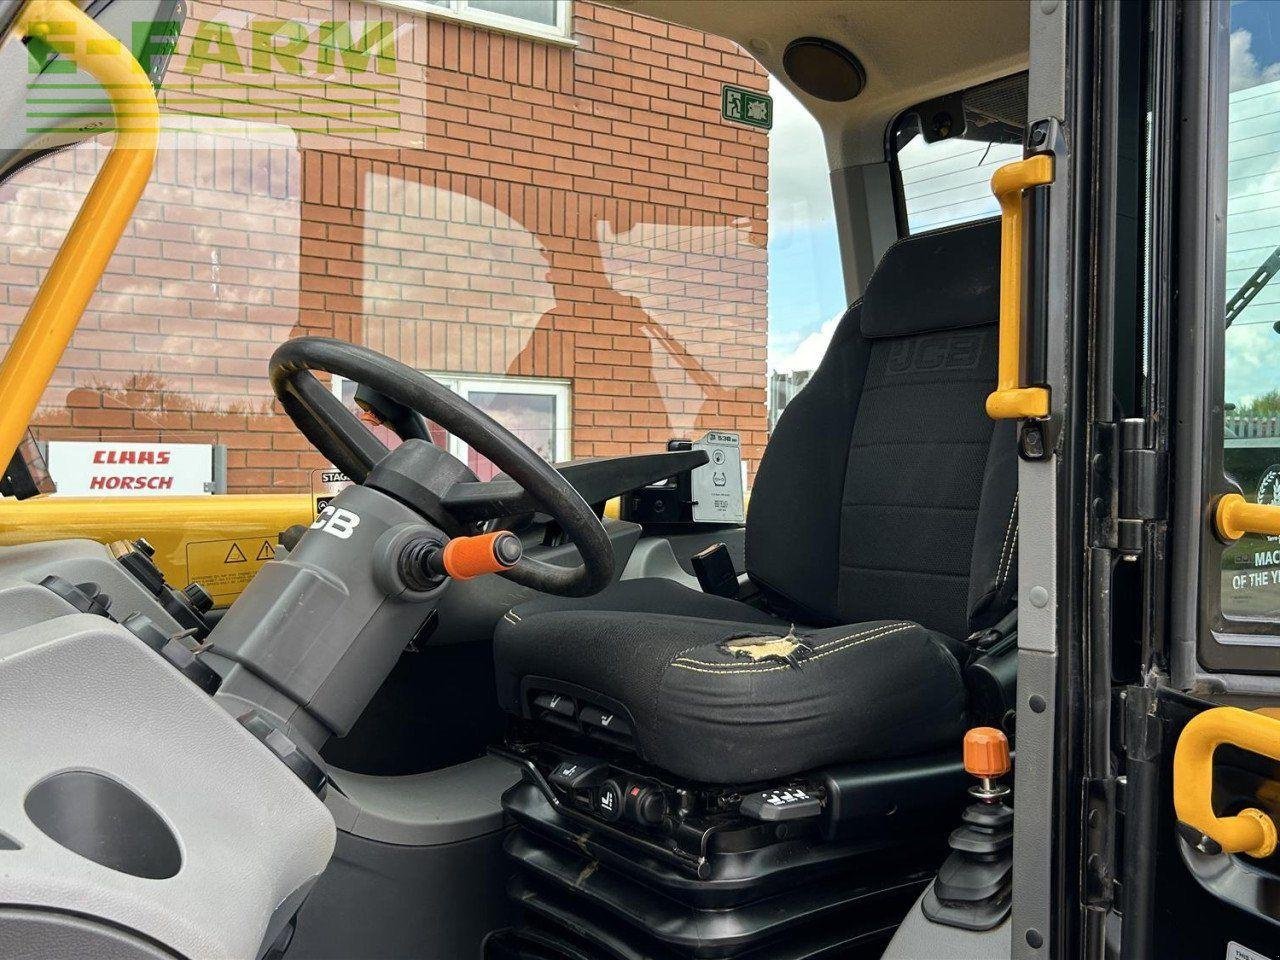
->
740, 786, 822, 822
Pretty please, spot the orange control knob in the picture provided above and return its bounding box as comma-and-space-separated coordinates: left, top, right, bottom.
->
441, 531, 523, 580
964, 726, 1011, 778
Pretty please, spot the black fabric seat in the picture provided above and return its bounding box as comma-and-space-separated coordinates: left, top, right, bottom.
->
495, 219, 1017, 785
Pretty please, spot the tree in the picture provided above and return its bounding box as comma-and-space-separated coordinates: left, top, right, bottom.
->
1232, 388, 1280, 419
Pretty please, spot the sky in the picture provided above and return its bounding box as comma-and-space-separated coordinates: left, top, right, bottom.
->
1226, 1, 1280, 407
764, 81, 1017, 374
765, 83, 847, 374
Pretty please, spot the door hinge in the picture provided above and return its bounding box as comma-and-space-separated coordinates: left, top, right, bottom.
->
1083, 775, 1119, 909
1092, 418, 1167, 557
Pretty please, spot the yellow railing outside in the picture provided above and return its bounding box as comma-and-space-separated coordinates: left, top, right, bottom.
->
0, 494, 318, 599
985, 154, 1054, 421
0, 0, 159, 468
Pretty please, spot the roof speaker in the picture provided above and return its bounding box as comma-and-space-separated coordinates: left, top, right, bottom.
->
782, 37, 866, 102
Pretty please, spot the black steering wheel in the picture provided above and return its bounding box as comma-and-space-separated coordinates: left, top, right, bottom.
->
269, 337, 613, 597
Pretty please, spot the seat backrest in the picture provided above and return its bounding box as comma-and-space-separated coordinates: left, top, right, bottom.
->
746, 218, 1016, 640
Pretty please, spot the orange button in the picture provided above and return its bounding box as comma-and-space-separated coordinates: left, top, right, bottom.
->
964, 726, 1011, 778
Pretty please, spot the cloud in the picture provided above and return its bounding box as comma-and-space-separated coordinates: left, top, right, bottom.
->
1231, 29, 1280, 92
1227, 321, 1280, 406
771, 313, 840, 374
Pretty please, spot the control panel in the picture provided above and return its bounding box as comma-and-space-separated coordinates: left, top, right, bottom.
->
548, 757, 669, 829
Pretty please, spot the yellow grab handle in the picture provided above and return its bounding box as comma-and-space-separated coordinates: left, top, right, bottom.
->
985, 154, 1054, 421
0, 0, 159, 467
1215, 492, 1280, 541
1173, 706, 1280, 858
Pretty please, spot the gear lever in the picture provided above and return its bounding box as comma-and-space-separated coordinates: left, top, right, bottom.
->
921, 726, 1014, 931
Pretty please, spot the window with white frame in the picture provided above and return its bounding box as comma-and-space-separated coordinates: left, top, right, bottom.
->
333, 374, 571, 481
379, 0, 572, 42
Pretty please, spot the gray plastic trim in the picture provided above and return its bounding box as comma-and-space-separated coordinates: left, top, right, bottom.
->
325, 755, 518, 846
0, 578, 81, 631
618, 537, 700, 589
882, 882, 1012, 959
831, 162, 898, 300
0, 540, 182, 634
24, 770, 182, 880
1013, 1, 1068, 956
0, 614, 335, 958
0, 907, 178, 960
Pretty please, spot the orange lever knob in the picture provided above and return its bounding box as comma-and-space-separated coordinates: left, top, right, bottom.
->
964, 726, 1011, 778
441, 531, 523, 580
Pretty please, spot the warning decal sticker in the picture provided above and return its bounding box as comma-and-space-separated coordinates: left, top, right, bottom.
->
185, 536, 276, 604
1228, 943, 1275, 960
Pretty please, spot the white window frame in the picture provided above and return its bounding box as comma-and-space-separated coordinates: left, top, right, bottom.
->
374, 0, 574, 45
332, 372, 572, 465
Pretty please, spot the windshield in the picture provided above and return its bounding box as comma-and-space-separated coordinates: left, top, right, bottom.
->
0, 1, 844, 499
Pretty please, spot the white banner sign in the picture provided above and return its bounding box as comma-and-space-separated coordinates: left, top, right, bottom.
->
46, 441, 215, 496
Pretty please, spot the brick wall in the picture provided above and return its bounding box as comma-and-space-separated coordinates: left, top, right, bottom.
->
0, 0, 769, 494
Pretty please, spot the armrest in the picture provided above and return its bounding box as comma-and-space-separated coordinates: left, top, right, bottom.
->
442, 450, 708, 523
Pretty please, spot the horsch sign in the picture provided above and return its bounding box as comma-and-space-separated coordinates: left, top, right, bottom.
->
46, 442, 215, 496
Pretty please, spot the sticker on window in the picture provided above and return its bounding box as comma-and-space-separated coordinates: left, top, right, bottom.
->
1228, 942, 1276, 960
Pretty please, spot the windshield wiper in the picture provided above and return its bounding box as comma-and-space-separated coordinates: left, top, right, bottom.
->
1225, 243, 1280, 328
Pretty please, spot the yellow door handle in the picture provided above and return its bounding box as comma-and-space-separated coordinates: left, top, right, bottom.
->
985, 155, 1055, 421
0, 0, 159, 468
1173, 706, 1280, 858
1215, 492, 1280, 541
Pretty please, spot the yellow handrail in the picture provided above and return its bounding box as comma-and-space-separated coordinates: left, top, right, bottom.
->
985, 154, 1054, 421
1173, 706, 1280, 858
0, 0, 158, 467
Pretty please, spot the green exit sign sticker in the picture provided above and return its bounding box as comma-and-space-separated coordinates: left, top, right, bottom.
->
722, 85, 772, 130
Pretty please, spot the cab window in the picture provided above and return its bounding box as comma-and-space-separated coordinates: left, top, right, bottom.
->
0, 2, 842, 497
1220, 0, 1280, 622
890, 75, 1026, 235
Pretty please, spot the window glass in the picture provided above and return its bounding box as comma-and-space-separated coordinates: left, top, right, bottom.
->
766, 84, 847, 427
468, 1, 559, 27
891, 75, 1027, 235
465, 388, 560, 478
1220, 0, 1280, 618
0, 1, 841, 502
384, 0, 567, 38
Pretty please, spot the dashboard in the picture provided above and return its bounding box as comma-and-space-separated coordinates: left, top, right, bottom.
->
0, 449, 727, 956
0, 538, 335, 958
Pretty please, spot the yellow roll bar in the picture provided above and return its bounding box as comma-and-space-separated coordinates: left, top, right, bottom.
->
985, 154, 1054, 421
1173, 706, 1280, 858
0, 0, 159, 467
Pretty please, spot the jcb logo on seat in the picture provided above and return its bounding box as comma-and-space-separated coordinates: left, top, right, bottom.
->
311, 506, 361, 539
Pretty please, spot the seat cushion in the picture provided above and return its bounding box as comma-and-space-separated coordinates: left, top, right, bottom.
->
494, 578, 969, 783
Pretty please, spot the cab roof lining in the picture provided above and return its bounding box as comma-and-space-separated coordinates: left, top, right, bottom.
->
604, 0, 1030, 169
